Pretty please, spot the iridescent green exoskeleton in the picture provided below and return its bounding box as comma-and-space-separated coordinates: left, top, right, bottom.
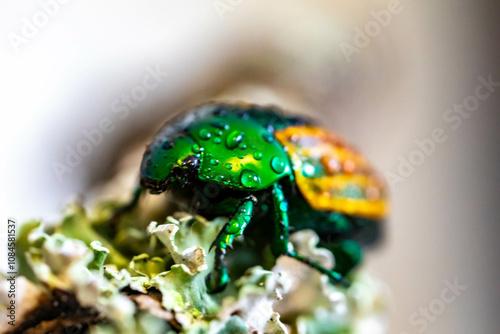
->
120, 102, 387, 293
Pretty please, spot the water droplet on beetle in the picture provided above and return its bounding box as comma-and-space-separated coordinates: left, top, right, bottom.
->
302, 162, 316, 178
192, 144, 204, 153
271, 156, 286, 174
262, 133, 274, 143
226, 130, 244, 149
199, 129, 211, 140
240, 169, 261, 188
253, 152, 263, 160
210, 121, 229, 130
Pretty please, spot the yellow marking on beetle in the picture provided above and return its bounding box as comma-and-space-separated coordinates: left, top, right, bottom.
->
275, 126, 388, 219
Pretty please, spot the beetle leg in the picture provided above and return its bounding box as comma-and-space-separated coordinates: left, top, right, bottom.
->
270, 183, 291, 256
271, 183, 350, 287
205, 195, 256, 293
286, 251, 350, 287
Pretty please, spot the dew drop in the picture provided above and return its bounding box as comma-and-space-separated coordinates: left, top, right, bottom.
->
213, 137, 221, 144
262, 133, 274, 143
238, 155, 245, 159
271, 156, 286, 174
211, 121, 229, 130
226, 130, 244, 149
225, 163, 233, 170
192, 144, 204, 153
321, 156, 339, 174
302, 162, 316, 178
199, 129, 211, 140
240, 169, 261, 188
253, 152, 263, 160
210, 158, 220, 166
238, 143, 247, 150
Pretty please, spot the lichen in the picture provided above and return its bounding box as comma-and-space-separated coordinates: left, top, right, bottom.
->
1, 202, 389, 333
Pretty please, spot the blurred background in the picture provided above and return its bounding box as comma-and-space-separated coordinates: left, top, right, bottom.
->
1, 1, 499, 333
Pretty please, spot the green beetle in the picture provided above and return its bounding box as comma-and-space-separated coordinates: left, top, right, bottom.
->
120, 102, 387, 293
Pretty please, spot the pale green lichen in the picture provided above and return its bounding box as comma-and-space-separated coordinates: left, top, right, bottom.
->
1, 201, 389, 333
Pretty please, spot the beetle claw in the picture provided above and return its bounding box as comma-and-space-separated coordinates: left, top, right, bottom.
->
205, 267, 228, 294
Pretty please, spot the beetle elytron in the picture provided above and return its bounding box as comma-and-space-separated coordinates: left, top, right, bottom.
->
120, 102, 387, 293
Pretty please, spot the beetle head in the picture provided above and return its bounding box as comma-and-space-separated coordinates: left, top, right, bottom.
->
140, 135, 200, 194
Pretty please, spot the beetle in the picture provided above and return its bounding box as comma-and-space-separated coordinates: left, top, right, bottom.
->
119, 102, 387, 293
